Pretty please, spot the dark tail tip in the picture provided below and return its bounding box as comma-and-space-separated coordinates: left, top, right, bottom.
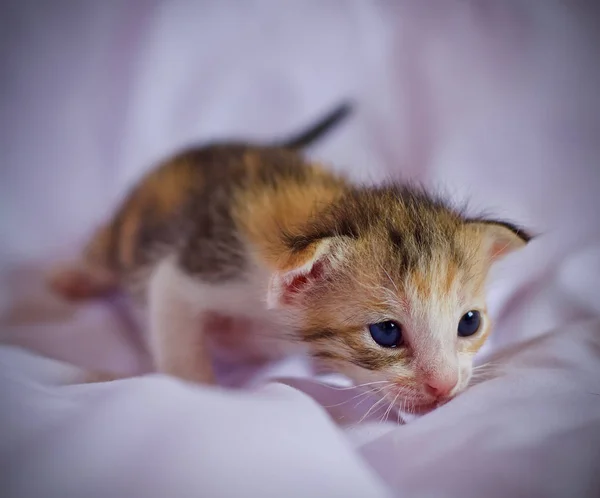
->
280, 101, 353, 150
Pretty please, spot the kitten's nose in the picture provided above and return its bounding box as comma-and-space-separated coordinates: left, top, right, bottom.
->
424, 375, 458, 398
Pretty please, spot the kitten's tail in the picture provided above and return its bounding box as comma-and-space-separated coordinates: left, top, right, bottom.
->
47, 223, 120, 301
276, 101, 353, 150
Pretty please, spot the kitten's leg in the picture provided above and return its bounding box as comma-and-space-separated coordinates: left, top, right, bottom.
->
47, 262, 118, 301
148, 258, 215, 384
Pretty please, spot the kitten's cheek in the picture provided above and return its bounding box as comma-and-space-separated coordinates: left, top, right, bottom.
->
459, 366, 473, 388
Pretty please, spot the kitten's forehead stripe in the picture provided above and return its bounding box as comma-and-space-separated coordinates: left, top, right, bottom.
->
388, 230, 404, 250
285, 184, 471, 272
303, 328, 338, 342
311, 350, 340, 361
444, 262, 459, 294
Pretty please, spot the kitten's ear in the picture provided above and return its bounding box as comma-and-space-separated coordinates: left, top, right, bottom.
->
267, 238, 338, 309
467, 219, 532, 262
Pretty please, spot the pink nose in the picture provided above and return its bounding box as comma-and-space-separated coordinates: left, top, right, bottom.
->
424, 376, 458, 398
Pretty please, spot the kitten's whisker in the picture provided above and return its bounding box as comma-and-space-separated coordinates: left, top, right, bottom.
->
324, 385, 388, 408
397, 397, 406, 425
472, 361, 499, 371
471, 368, 496, 375
356, 391, 391, 425
470, 370, 497, 377
378, 262, 399, 294
353, 384, 392, 409
472, 365, 498, 372
382, 392, 399, 423
325, 380, 392, 391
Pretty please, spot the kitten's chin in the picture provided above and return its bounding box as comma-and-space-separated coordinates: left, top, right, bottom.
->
401, 396, 454, 415
408, 401, 441, 415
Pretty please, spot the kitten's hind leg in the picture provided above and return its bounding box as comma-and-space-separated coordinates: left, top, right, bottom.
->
147, 258, 215, 385
47, 223, 119, 301
47, 262, 118, 301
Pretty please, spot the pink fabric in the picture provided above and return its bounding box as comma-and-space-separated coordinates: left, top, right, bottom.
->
1, 1, 599, 497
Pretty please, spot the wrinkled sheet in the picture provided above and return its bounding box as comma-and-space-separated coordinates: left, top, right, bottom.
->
1, 1, 600, 497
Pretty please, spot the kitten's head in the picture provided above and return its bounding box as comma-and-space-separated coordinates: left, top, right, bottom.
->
268, 186, 531, 412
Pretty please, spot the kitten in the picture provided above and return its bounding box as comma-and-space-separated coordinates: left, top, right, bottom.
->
48, 102, 530, 412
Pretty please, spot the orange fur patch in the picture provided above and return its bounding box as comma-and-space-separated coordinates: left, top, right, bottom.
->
232, 164, 348, 269
443, 262, 459, 294
118, 209, 141, 268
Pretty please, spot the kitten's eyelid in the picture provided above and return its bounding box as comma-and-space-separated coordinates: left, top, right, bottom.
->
360, 313, 399, 326
459, 307, 482, 316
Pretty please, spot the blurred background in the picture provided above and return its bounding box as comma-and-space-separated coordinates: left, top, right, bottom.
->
0, 1, 599, 351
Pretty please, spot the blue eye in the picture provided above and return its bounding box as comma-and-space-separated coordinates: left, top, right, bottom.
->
368, 321, 403, 348
458, 310, 481, 337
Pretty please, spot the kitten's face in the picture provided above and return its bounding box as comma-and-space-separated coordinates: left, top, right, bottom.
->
268, 190, 530, 413
297, 234, 493, 412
